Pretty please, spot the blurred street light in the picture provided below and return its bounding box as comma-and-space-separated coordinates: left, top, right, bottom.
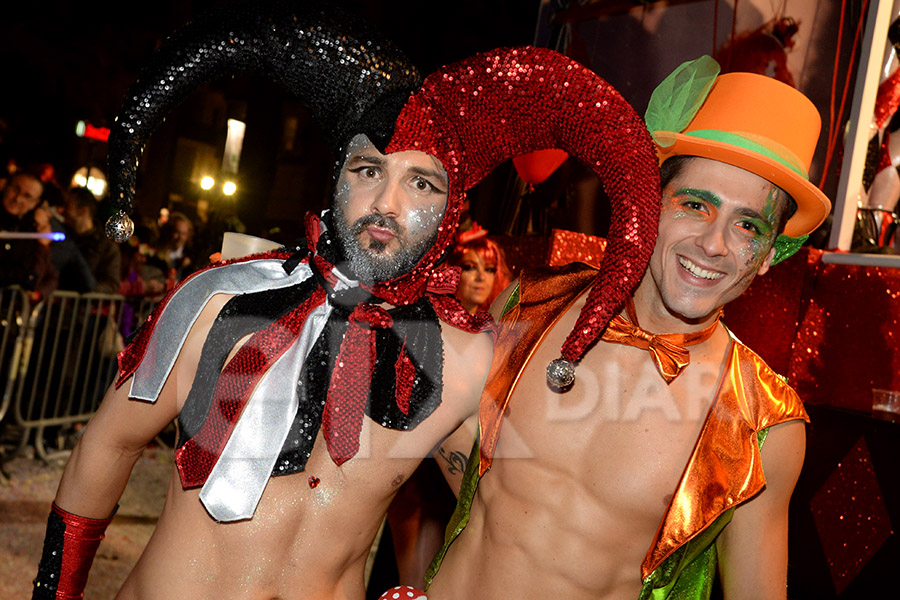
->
71, 166, 107, 198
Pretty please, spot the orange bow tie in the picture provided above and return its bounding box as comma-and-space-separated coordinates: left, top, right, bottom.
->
601, 297, 720, 384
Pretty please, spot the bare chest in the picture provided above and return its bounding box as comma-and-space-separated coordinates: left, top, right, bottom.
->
148, 419, 454, 594
490, 306, 727, 546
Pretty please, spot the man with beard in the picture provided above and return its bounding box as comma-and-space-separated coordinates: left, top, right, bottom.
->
32, 5, 492, 599
332, 135, 450, 285
36, 135, 495, 600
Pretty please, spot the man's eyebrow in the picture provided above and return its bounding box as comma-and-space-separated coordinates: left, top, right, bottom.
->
674, 187, 721, 208
676, 186, 771, 223
345, 154, 386, 167
409, 166, 449, 188
735, 206, 768, 222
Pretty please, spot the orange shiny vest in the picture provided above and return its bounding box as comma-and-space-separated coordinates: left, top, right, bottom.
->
477, 263, 808, 585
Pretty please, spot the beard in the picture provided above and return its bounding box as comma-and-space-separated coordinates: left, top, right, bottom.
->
331, 204, 439, 284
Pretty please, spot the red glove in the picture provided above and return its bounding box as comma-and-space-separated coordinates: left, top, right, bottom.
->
32, 502, 115, 599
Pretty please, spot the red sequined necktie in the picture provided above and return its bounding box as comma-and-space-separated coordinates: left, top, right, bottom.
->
601, 297, 720, 384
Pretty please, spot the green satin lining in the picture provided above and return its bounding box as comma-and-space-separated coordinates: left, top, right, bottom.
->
424, 434, 482, 589
639, 428, 769, 599
501, 283, 520, 318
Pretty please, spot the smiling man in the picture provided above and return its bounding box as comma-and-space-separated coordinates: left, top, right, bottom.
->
641, 156, 788, 324
426, 56, 831, 600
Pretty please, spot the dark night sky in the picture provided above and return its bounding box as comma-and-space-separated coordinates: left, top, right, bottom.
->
0, 1, 860, 242
0, 0, 541, 176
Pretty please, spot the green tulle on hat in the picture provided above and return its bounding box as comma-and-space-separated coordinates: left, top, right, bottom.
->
645, 55, 720, 146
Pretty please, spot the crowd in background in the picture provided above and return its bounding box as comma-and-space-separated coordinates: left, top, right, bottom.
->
0, 161, 247, 310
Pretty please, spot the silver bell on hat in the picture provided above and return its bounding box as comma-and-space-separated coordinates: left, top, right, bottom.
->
546, 358, 575, 389
105, 211, 135, 243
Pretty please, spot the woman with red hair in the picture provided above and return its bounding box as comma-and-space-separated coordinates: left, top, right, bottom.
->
447, 226, 512, 314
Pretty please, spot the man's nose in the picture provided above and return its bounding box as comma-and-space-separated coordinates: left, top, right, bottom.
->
370, 179, 402, 217
696, 223, 728, 257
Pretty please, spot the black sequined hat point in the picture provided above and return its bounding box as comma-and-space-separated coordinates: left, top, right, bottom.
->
105, 0, 420, 243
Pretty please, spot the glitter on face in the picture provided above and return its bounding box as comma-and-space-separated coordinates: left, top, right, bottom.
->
664, 183, 780, 270
331, 134, 447, 283
662, 189, 686, 218
333, 198, 443, 283
405, 204, 445, 236
735, 185, 782, 268
647, 158, 785, 325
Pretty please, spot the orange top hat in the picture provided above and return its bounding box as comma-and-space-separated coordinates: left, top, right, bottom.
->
649, 57, 831, 238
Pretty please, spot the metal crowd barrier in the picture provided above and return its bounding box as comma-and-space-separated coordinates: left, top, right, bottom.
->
1, 287, 31, 427
0, 287, 157, 461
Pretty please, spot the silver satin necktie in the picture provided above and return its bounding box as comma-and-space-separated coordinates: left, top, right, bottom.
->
126, 256, 363, 521
198, 301, 330, 520
199, 267, 357, 521
130, 259, 313, 402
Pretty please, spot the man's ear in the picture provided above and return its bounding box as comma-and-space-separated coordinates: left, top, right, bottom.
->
757, 245, 777, 277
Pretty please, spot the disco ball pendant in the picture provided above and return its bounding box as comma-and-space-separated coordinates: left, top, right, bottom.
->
105, 211, 135, 243
546, 358, 575, 389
